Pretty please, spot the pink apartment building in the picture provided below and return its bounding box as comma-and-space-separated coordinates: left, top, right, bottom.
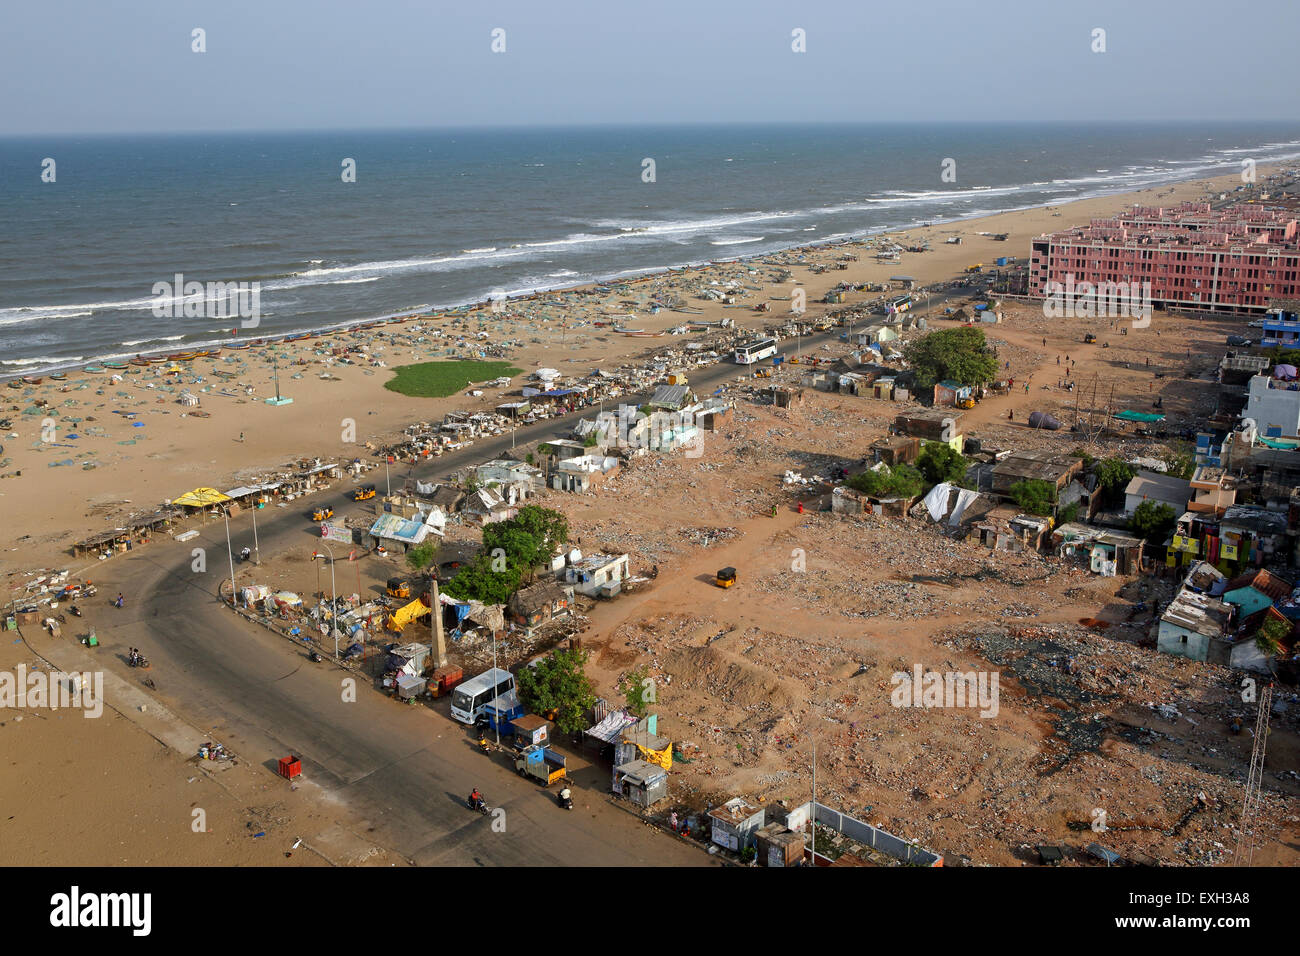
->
1029, 202, 1300, 314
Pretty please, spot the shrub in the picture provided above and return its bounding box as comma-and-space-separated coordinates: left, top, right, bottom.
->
1010, 479, 1055, 516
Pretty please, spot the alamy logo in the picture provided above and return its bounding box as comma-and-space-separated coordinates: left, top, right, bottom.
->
49, 886, 151, 936
151, 272, 261, 327
890, 664, 999, 718
1042, 273, 1152, 328
0, 665, 103, 718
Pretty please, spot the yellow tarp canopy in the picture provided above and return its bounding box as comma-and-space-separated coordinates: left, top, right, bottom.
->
636, 742, 673, 771
386, 597, 431, 631
172, 487, 232, 508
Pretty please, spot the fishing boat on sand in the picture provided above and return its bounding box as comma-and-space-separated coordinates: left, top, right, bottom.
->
103, 362, 128, 370
84, 364, 106, 374
130, 357, 152, 366
614, 327, 666, 336
21, 375, 43, 385
48, 372, 67, 381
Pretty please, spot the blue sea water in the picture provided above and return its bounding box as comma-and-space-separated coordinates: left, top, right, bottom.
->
1, 121, 1299, 372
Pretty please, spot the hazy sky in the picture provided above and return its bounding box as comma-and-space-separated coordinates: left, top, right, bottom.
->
3, 0, 1298, 135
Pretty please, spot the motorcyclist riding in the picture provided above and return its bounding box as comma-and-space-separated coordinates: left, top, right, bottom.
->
469, 788, 483, 811
558, 785, 573, 809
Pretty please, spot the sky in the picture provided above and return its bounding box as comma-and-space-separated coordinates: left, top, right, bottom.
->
2, 0, 1298, 135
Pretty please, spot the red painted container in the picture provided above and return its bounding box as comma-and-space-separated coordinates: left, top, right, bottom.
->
278, 755, 302, 779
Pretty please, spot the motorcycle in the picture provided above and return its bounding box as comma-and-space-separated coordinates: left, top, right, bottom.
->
238, 547, 252, 563
467, 796, 491, 815
69, 605, 82, 618
308, 651, 324, 663
557, 790, 574, 811
127, 651, 150, 669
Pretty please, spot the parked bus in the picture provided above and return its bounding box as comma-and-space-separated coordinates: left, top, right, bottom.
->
450, 668, 517, 725
734, 338, 777, 364
887, 294, 912, 314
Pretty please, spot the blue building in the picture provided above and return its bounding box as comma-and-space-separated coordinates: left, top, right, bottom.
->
1260, 301, 1300, 347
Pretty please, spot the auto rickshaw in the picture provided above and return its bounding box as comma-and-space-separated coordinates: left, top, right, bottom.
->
353, 484, 377, 501
1083, 333, 1097, 344
386, 577, 411, 599
715, 567, 737, 589
311, 506, 334, 522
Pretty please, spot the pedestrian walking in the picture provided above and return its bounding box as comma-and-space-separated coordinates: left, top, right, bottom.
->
1057, 355, 1061, 366
670, 811, 679, 833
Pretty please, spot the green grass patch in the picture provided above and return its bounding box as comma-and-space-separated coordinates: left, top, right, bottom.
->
384, 360, 522, 398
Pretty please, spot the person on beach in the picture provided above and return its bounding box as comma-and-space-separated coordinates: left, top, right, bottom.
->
670, 811, 678, 833
115, 593, 124, 608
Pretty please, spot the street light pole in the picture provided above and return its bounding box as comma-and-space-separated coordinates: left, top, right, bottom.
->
222, 507, 236, 605
313, 545, 339, 660
492, 628, 500, 747
251, 494, 261, 565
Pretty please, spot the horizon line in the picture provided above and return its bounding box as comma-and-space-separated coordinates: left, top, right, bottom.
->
3, 117, 1300, 139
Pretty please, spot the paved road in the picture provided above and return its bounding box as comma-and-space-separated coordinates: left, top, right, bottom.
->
99, 303, 963, 865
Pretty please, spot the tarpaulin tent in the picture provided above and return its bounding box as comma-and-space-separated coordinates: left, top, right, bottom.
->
1028, 411, 1062, 430
172, 487, 231, 508
1273, 364, 1297, 380
1113, 410, 1165, 423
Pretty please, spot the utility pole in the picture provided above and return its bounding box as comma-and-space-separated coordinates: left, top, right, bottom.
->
1236, 682, 1273, 866
222, 507, 236, 605
313, 546, 339, 660
251, 494, 261, 565
811, 736, 817, 867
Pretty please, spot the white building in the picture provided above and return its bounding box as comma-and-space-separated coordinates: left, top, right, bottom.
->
1243, 374, 1300, 438
561, 552, 631, 598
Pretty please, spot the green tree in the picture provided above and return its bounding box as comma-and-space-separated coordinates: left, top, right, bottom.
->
1094, 457, 1136, 506
482, 505, 569, 579
515, 649, 597, 736
621, 664, 654, 719
915, 442, 968, 486
1255, 616, 1290, 657
404, 541, 440, 579
1009, 479, 1056, 516
1161, 449, 1196, 480
1130, 500, 1176, 544
846, 463, 924, 499
442, 553, 523, 604
902, 327, 1000, 389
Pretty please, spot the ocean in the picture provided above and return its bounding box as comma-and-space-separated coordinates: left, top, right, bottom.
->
2, 121, 1299, 373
